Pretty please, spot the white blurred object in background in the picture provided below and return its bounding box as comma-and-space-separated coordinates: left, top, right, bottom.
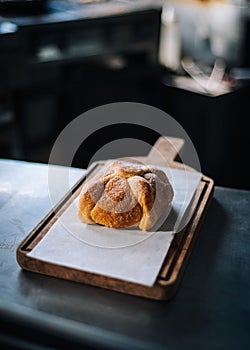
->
159, 5, 181, 71
159, 0, 248, 68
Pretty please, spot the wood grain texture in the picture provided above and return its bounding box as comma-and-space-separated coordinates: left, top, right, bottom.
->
16, 136, 214, 300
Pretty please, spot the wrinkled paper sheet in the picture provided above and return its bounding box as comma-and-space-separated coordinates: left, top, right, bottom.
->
28, 167, 202, 286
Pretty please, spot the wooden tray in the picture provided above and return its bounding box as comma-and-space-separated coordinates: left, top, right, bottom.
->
16, 137, 214, 300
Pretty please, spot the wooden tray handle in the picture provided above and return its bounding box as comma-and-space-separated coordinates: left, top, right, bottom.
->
146, 136, 184, 166
123, 136, 185, 168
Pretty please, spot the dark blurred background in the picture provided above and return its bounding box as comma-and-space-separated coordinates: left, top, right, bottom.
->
0, 0, 249, 189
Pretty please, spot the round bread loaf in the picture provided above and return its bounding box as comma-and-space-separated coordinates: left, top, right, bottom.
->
78, 160, 173, 231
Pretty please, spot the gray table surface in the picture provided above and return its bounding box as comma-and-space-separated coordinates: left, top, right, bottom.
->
0, 159, 250, 350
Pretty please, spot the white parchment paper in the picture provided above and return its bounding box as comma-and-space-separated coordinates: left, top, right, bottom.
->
28, 167, 202, 286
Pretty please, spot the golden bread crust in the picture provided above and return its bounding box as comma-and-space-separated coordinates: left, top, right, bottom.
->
78, 160, 173, 231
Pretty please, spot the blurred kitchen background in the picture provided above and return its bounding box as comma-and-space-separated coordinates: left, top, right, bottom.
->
0, 0, 249, 189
